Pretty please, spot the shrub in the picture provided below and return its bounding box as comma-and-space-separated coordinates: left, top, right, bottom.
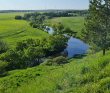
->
0, 40, 9, 54
15, 15, 22, 20
40, 56, 67, 66
0, 60, 7, 76
43, 59, 53, 66
53, 56, 67, 65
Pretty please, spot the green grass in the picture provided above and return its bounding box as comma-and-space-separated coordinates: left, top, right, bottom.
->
0, 13, 110, 93
44, 17, 85, 37
0, 12, 49, 45
0, 49, 110, 93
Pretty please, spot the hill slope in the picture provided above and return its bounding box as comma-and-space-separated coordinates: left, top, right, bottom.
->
0, 50, 110, 93
0, 13, 49, 45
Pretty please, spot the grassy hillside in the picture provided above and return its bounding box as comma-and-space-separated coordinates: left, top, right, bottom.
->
0, 13, 49, 45
0, 49, 110, 93
44, 17, 85, 37
0, 12, 110, 93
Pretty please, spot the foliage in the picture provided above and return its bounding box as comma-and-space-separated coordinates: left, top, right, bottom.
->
0, 60, 7, 76
41, 56, 68, 66
82, 0, 110, 55
53, 56, 67, 65
15, 15, 22, 20
0, 34, 68, 71
0, 40, 9, 54
26, 46, 45, 63
0, 50, 28, 70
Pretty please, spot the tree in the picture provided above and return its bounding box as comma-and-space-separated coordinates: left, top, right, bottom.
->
0, 40, 9, 54
15, 15, 22, 20
26, 46, 45, 64
83, 0, 110, 55
0, 60, 7, 76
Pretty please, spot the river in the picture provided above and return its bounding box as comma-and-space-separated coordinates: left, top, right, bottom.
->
41, 26, 88, 61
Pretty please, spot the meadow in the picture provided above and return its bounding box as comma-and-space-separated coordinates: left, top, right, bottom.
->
44, 16, 85, 38
0, 12, 49, 45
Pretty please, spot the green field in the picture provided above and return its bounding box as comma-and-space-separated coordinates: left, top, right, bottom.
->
0, 13, 49, 45
45, 17, 85, 37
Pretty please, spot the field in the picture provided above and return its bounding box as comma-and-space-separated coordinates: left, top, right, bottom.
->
0, 12, 49, 45
45, 17, 85, 37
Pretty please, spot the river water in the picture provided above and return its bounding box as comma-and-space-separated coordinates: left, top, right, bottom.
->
42, 26, 88, 61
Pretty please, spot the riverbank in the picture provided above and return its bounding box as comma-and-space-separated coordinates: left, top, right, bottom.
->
42, 26, 88, 59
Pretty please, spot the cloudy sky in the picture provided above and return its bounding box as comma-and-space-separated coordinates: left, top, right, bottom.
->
0, 0, 89, 10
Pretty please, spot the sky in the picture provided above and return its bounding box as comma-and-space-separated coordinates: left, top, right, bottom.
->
0, 0, 89, 10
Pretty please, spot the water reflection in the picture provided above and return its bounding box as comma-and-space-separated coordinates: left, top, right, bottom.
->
41, 26, 88, 61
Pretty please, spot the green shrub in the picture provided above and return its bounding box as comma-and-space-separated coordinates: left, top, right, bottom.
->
0, 40, 9, 54
0, 60, 7, 76
41, 56, 68, 66
41, 59, 53, 66
53, 56, 67, 65
15, 15, 22, 20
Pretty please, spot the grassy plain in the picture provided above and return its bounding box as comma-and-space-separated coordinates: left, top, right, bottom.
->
0, 12, 49, 45
45, 17, 85, 37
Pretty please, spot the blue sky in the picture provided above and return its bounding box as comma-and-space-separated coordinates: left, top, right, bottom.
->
0, 0, 89, 10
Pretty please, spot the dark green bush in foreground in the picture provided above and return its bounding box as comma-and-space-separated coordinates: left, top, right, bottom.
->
0, 60, 7, 76
41, 56, 68, 66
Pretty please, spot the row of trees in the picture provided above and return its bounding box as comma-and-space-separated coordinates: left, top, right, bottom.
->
15, 10, 89, 20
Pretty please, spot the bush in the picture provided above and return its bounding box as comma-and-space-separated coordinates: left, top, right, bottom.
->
53, 56, 67, 65
40, 56, 67, 66
0, 40, 9, 54
40, 59, 53, 66
0, 60, 7, 76
15, 15, 22, 20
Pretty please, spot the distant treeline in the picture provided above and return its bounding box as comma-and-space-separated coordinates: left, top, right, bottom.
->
0, 10, 88, 16
0, 10, 63, 13
15, 10, 88, 20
